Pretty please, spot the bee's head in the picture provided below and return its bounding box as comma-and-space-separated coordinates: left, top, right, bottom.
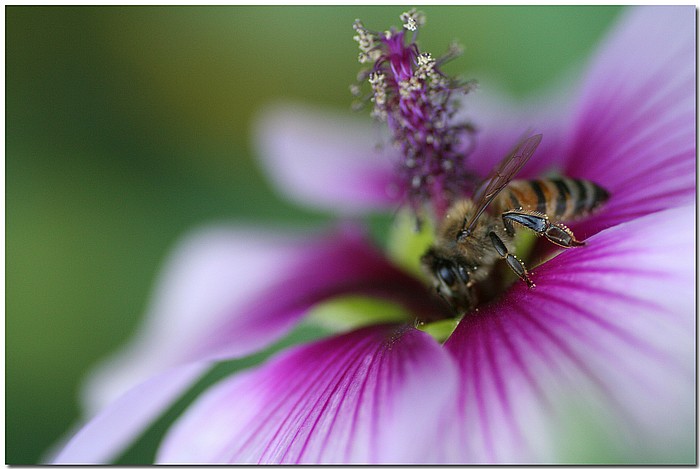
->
421, 249, 473, 309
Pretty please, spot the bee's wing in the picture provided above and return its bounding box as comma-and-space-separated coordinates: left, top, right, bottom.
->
461, 134, 542, 236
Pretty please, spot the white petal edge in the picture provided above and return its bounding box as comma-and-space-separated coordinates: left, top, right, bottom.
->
79, 225, 317, 417
50, 363, 209, 464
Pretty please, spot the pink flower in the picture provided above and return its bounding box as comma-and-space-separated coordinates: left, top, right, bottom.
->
52, 6, 695, 464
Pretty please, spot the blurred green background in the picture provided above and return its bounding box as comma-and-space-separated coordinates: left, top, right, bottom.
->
6, 6, 623, 463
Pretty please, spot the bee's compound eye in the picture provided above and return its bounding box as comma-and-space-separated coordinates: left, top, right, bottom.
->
457, 265, 470, 283
437, 265, 456, 286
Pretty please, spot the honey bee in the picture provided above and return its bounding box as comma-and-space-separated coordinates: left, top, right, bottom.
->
421, 134, 609, 314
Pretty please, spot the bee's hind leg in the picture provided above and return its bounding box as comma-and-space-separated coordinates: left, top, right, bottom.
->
502, 209, 585, 248
489, 231, 535, 289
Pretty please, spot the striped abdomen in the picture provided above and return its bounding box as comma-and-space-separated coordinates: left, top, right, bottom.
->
495, 178, 609, 221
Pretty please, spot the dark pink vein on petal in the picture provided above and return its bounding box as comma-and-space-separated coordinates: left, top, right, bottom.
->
481, 314, 523, 456
470, 316, 493, 461
220, 337, 362, 462
287, 339, 370, 464
530, 289, 677, 372
513, 302, 634, 421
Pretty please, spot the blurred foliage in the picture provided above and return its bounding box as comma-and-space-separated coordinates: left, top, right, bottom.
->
6, 5, 622, 463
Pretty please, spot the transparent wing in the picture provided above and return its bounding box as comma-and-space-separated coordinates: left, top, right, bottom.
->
460, 133, 542, 236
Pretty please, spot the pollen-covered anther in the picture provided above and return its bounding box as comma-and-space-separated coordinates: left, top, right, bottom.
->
417, 59, 441, 87
430, 75, 449, 91
353, 20, 381, 63
352, 12, 477, 218
400, 9, 426, 32
403, 17, 418, 32
357, 49, 382, 65
416, 52, 434, 68
368, 72, 387, 110
398, 78, 421, 98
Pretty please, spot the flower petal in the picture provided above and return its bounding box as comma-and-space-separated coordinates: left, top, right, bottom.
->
445, 204, 695, 463
564, 6, 695, 233
254, 102, 400, 214
158, 324, 460, 464
82, 224, 446, 417
458, 80, 575, 180
50, 363, 209, 464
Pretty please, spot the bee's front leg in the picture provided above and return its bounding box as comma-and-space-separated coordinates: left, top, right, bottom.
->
502, 210, 585, 248
488, 231, 535, 288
